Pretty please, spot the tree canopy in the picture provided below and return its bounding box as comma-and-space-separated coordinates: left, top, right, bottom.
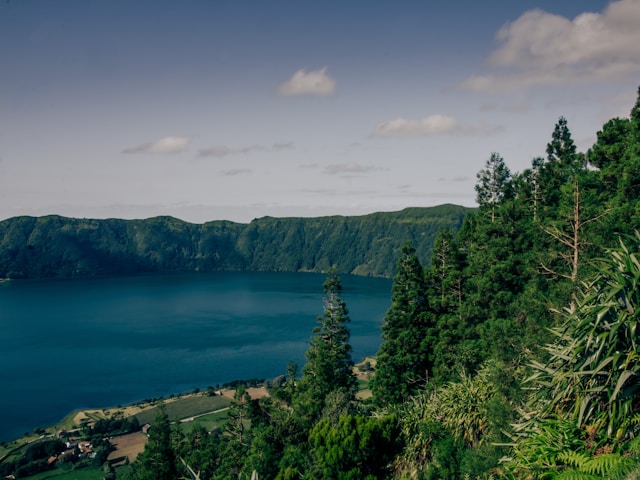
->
116, 84, 640, 480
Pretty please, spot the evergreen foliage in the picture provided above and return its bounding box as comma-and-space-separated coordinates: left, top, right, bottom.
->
476, 152, 511, 223
93, 84, 640, 479
294, 269, 358, 423
308, 415, 400, 480
371, 242, 436, 405
132, 403, 178, 480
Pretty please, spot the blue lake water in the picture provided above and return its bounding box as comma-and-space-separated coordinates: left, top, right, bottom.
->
0, 271, 391, 442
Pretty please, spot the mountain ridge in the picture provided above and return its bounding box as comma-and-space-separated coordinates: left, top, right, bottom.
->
0, 204, 470, 279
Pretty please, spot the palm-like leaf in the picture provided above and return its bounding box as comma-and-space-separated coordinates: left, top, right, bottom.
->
527, 236, 640, 439
507, 235, 640, 477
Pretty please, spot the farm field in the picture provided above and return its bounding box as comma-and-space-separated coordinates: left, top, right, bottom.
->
133, 393, 231, 425
0, 390, 252, 479
107, 432, 148, 466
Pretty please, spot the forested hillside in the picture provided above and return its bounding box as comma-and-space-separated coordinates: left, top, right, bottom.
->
113, 85, 640, 479
0, 204, 468, 279
5, 86, 640, 480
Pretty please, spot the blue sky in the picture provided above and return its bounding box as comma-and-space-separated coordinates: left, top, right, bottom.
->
1, 0, 638, 223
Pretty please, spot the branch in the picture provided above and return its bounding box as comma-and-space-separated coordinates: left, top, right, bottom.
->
577, 208, 611, 229
543, 226, 574, 248
540, 262, 572, 281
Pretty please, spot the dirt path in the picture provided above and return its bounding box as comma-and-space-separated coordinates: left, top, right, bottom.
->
178, 407, 230, 423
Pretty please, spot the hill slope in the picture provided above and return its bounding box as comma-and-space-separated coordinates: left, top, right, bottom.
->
0, 204, 469, 279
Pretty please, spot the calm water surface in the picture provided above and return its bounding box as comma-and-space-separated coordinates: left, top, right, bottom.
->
0, 271, 391, 441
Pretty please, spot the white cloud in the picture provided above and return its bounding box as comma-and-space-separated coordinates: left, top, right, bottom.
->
372, 115, 502, 137
277, 67, 336, 96
462, 0, 640, 92
122, 136, 190, 154
373, 115, 459, 137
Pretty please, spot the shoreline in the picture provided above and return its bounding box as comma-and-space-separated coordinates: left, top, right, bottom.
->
0, 388, 213, 447
0, 271, 389, 446
0, 357, 375, 450
0, 389, 229, 460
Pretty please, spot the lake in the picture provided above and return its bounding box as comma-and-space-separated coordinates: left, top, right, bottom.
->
0, 271, 391, 442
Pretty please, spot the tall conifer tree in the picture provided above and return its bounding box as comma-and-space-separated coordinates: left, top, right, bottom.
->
294, 269, 357, 423
538, 116, 584, 214
371, 242, 435, 405
589, 87, 640, 241
475, 152, 511, 223
133, 403, 178, 480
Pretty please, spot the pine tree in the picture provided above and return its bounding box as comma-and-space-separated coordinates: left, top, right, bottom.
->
536, 118, 608, 308
371, 242, 436, 405
294, 269, 358, 423
426, 229, 471, 383
308, 414, 400, 479
631, 84, 640, 123
475, 152, 511, 223
218, 386, 252, 479
453, 155, 546, 374
588, 87, 640, 242
546, 116, 577, 166
133, 403, 178, 480
538, 116, 586, 216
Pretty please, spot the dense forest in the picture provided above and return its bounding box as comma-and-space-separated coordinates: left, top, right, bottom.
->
0, 204, 468, 279
115, 86, 640, 479
4, 85, 640, 479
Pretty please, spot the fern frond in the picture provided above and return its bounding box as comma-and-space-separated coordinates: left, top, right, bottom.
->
557, 450, 590, 468
555, 450, 636, 478
624, 435, 640, 455
623, 413, 640, 429
583, 452, 635, 477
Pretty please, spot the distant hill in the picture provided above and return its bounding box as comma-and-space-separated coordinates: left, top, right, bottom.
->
0, 204, 470, 279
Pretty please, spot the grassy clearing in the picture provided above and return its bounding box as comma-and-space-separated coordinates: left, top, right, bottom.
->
0, 391, 244, 480
1, 434, 52, 463
56, 411, 84, 431
1, 392, 232, 454
356, 377, 372, 400
354, 356, 375, 400
179, 410, 229, 434
356, 382, 373, 399
0, 441, 23, 463
134, 394, 231, 425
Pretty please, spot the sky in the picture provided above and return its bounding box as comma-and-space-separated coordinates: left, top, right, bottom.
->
1, 0, 639, 224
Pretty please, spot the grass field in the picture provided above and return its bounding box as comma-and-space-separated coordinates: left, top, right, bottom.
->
134, 394, 231, 425
356, 378, 373, 399
0, 434, 54, 464
179, 409, 229, 434
0, 392, 237, 479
